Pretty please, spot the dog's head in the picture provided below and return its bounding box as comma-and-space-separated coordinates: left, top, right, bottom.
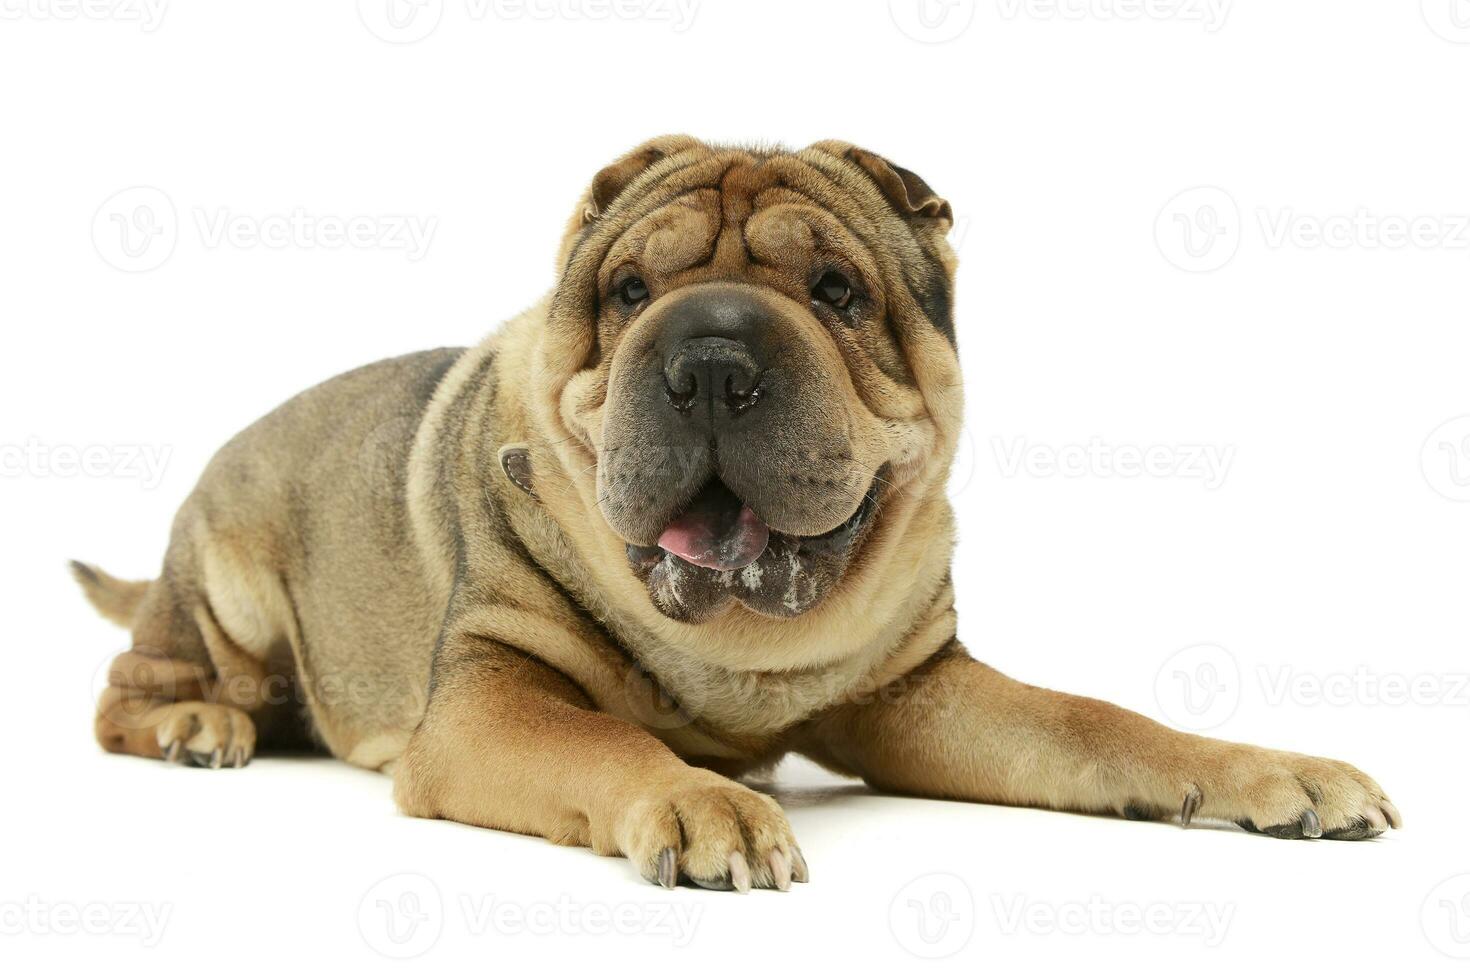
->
532, 136, 962, 626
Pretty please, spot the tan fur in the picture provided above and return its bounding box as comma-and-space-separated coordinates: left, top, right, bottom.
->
78, 137, 1398, 891
71, 561, 149, 628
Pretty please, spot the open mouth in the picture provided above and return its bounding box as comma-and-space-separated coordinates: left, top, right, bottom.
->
652, 480, 770, 571
626, 475, 881, 574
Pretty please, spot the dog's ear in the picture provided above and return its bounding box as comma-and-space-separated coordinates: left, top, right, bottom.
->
817, 142, 952, 226
580, 134, 703, 224
557, 135, 704, 272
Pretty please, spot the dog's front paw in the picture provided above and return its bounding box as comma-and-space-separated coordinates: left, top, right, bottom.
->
620, 775, 807, 892
1181, 745, 1401, 840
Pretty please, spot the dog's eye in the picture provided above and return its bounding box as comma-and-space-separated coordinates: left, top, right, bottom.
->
617, 277, 650, 306
812, 271, 853, 310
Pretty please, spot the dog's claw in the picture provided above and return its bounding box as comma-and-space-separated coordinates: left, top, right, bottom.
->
1300, 808, 1322, 839
1380, 800, 1402, 829
163, 740, 181, 764
1180, 787, 1202, 828
728, 851, 752, 894
769, 849, 792, 891
208, 748, 224, 769
792, 847, 809, 883
656, 847, 677, 889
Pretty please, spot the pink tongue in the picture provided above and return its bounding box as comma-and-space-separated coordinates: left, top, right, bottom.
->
657, 502, 770, 571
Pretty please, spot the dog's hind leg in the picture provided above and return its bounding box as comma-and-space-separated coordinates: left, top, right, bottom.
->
81, 539, 274, 769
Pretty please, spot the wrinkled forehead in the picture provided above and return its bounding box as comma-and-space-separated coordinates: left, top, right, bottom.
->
594, 153, 887, 288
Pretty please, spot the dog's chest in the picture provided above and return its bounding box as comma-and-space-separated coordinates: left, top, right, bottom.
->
622, 635, 873, 747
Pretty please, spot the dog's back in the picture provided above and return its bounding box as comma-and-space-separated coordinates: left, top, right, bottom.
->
79, 347, 465, 767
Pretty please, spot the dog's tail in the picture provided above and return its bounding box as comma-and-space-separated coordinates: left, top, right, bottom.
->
70, 560, 150, 629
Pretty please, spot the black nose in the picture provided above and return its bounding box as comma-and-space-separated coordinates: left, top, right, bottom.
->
658, 286, 771, 417
664, 337, 762, 413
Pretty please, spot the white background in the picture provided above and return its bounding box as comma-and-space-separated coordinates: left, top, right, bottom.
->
3, 0, 1469, 975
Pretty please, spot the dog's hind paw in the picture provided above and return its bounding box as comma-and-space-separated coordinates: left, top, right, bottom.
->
155, 702, 255, 769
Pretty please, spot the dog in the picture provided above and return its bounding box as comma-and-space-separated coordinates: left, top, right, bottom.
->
77, 136, 1399, 892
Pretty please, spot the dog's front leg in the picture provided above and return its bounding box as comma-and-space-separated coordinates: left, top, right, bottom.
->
799, 644, 1400, 840
393, 635, 805, 890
